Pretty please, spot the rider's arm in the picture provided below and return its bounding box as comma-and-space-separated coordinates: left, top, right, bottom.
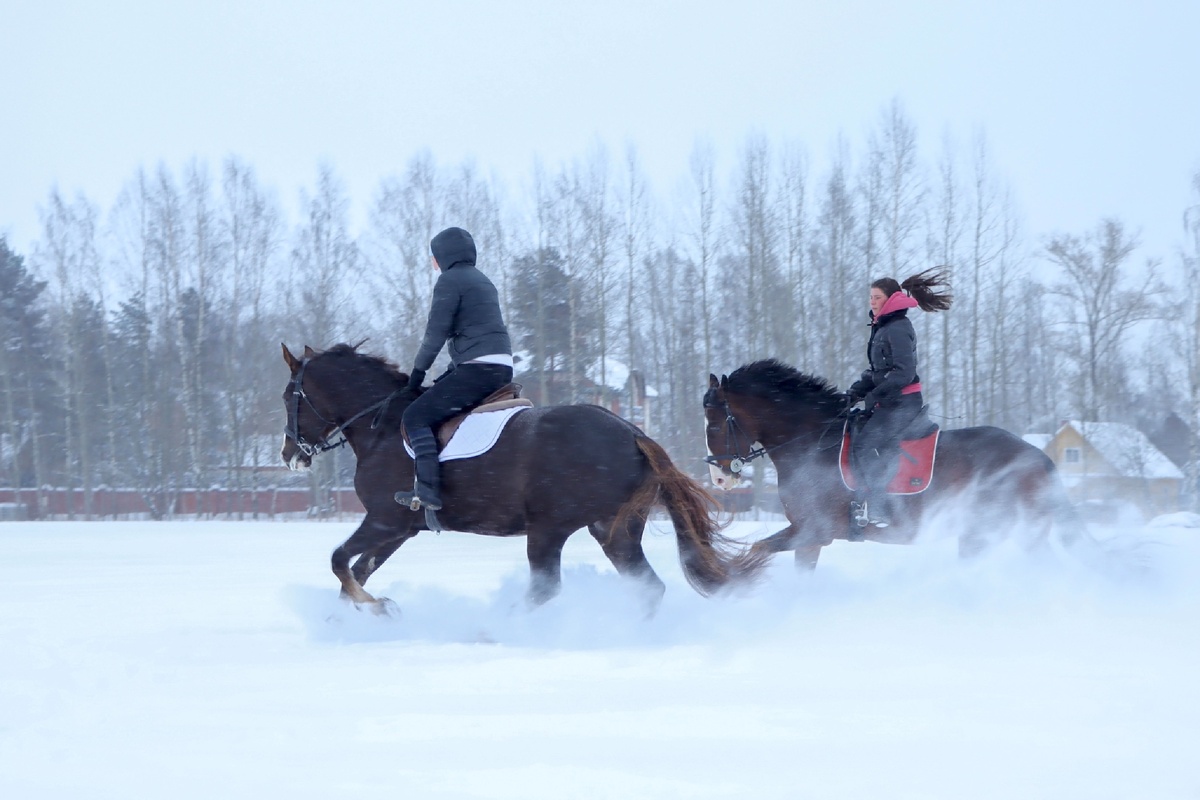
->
413, 271, 461, 373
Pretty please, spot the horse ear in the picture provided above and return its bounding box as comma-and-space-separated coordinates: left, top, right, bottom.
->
709, 373, 720, 390
720, 374, 728, 389
303, 345, 316, 358
282, 343, 299, 372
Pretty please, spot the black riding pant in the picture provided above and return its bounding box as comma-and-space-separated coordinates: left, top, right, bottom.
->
852, 393, 924, 491
402, 363, 515, 433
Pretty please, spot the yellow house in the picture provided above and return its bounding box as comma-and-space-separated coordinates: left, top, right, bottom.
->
1039, 421, 1183, 517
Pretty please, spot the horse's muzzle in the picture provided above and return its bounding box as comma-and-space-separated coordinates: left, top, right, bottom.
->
708, 463, 742, 490
281, 437, 312, 471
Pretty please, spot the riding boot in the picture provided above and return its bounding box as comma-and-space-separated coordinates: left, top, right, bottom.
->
865, 489, 890, 527
408, 427, 443, 511
859, 451, 892, 527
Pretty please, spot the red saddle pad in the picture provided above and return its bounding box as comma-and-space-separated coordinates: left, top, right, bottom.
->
839, 424, 940, 495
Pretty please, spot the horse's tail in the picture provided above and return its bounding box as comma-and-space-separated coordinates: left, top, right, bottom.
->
629, 435, 770, 596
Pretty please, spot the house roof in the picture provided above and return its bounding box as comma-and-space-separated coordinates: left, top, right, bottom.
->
585, 357, 659, 397
1059, 420, 1184, 480
1022, 433, 1052, 451
513, 352, 658, 397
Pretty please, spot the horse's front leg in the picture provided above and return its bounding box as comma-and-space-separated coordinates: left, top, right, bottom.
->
331, 513, 406, 614
794, 542, 823, 571
351, 529, 417, 587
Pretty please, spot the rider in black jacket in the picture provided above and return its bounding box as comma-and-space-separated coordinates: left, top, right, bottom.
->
402, 227, 513, 512
848, 268, 952, 526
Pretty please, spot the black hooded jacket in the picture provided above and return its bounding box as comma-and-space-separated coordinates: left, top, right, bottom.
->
412, 227, 512, 372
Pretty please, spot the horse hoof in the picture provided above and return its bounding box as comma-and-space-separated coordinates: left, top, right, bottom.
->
374, 597, 401, 617
351, 597, 400, 617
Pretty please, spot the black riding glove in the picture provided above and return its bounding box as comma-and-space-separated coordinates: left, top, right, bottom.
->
408, 368, 426, 391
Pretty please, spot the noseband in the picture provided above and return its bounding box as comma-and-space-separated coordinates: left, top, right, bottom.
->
286, 358, 400, 457
703, 398, 766, 475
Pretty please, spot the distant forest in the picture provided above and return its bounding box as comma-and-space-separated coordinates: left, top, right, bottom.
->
2, 101, 1198, 516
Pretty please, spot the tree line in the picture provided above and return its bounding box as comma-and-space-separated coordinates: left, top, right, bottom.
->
2, 101, 1198, 517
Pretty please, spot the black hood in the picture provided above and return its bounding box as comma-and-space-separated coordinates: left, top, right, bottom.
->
430, 227, 476, 270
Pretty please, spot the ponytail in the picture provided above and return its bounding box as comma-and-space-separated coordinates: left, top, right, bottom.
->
899, 267, 953, 312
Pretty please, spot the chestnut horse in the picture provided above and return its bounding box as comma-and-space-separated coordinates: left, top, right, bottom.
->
703, 360, 1087, 570
281, 343, 766, 614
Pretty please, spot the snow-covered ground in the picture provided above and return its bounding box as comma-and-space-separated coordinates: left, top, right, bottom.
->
1, 516, 1197, 799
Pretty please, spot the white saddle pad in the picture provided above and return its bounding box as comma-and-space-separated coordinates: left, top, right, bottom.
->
404, 405, 530, 462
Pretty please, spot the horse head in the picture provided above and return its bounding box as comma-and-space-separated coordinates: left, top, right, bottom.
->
703, 373, 757, 490
280, 342, 412, 472
280, 343, 329, 471
703, 361, 844, 491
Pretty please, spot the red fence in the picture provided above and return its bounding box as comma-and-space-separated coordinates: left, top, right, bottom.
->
0, 484, 757, 520
0, 487, 365, 520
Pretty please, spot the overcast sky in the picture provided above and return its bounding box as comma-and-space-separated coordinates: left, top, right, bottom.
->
3, 0, 1198, 272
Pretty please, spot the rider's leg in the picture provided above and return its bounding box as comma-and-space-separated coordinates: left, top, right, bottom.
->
849, 410, 897, 527
407, 426, 443, 509
400, 363, 515, 511
851, 411, 892, 525
858, 395, 923, 525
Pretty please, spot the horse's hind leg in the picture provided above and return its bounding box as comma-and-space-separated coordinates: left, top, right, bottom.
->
589, 517, 666, 614
331, 513, 404, 613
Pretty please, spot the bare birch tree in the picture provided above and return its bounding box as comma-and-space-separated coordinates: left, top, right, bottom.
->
780, 140, 810, 367
685, 139, 722, 373
220, 157, 281, 516
621, 144, 652, 375
288, 164, 361, 514
361, 151, 440, 359
811, 138, 860, 384
576, 143, 617, 392
1045, 219, 1166, 420
1181, 170, 1200, 510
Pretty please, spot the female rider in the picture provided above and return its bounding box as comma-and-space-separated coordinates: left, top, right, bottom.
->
401, 226, 513, 512
847, 268, 952, 526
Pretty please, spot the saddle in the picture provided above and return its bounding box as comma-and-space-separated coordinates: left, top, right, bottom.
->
839, 412, 940, 495
402, 383, 533, 451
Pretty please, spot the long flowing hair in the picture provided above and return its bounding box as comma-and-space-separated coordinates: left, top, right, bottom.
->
873, 267, 953, 312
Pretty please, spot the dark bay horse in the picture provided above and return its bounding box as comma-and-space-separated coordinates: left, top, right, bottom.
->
281, 343, 766, 614
704, 360, 1086, 570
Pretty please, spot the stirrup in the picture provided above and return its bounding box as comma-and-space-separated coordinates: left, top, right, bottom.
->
393, 490, 442, 511
394, 490, 422, 511
851, 500, 889, 528
393, 491, 445, 532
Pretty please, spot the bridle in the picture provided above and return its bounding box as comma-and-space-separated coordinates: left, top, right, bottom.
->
285, 358, 401, 457
703, 396, 766, 475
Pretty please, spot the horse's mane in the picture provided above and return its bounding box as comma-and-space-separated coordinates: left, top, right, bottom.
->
320, 342, 408, 384
725, 359, 843, 414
